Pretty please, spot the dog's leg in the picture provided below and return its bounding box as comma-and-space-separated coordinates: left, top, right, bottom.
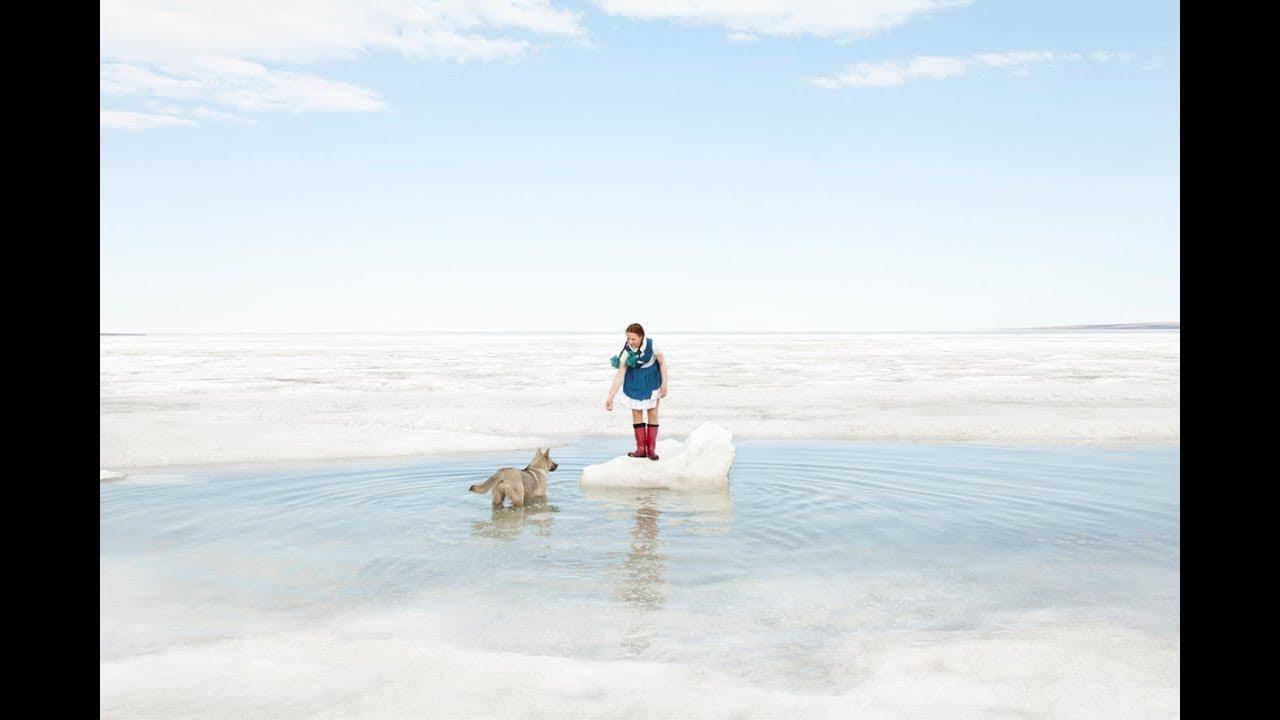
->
492, 486, 506, 509
509, 482, 525, 508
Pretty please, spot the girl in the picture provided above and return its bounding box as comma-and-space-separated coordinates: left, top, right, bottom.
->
605, 323, 668, 459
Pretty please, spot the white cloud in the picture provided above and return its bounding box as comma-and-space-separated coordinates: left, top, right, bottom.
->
100, 1, 585, 125
594, 0, 970, 38
727, 31, 758, 42
102, 1, 584, 64
152, 103, 260, 125
905, 55, 969, 79
811, 53, 977, 88
810, 49, 1134, 89
103, 59, 386, 113
100, 63, 202, 97
100, 110, 198, 129
972, 51, 1053, 68
1091, 50, 1135, 63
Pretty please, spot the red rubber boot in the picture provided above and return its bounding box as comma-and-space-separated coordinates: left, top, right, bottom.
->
627, 423, 648, 458
645, 424, 660, 460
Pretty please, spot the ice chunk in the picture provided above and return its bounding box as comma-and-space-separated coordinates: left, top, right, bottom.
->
101, 469, 126, 481
580, 422, 735, 489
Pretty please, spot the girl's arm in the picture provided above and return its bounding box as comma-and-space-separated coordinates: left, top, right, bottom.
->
657, 352, 668, 396
605, 366, 625, 410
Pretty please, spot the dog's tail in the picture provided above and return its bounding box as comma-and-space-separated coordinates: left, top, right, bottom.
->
469, 472, 501, 493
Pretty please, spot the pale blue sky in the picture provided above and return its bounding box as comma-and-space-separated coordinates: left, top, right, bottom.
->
100, 1, 1179, 333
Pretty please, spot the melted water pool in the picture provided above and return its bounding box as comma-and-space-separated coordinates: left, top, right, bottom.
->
100, 438, 1179, 719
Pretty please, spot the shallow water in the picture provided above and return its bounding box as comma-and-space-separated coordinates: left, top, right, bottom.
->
100, 438, 1179, 719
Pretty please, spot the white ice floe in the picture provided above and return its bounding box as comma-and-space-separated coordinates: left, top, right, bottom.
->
100, 331, 1180, 469
100, 470, 126, 481
580, 422, 735, 489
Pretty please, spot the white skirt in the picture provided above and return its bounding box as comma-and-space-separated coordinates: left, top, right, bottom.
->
622, 389, 661, 410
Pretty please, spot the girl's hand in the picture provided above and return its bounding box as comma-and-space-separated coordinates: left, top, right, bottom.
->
605, 398, 614, 411
659, 385, 668, 399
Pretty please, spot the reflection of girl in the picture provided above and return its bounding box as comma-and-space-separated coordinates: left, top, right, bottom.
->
617, 496, 666, 655
605, 323, 668, 460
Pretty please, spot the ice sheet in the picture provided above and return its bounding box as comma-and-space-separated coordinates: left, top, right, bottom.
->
99, 606, 1178, 720
100, 332, 1180, 469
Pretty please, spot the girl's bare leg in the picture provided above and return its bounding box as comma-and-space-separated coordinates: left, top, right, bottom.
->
646, 403, 659, 425
631, 409, 644, 424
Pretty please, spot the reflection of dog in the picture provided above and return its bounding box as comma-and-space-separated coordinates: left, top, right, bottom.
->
469, 448, 558, 508
471, 503, 558, 541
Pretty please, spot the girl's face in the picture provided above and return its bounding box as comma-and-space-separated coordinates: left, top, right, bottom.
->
626, 332, 642, 350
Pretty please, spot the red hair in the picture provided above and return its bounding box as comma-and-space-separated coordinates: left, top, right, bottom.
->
625, 323, 645, 338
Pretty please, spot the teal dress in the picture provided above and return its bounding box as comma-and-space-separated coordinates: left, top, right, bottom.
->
621, 338, 662, 406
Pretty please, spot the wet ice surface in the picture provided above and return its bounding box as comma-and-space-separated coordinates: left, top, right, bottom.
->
100, 438, 1179, 719
99, 332, 1180, 469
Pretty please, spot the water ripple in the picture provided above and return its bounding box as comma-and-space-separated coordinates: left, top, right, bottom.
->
102, 438, 1179, 670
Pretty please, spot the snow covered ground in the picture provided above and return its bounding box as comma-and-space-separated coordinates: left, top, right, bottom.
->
100, 332, 1179, 471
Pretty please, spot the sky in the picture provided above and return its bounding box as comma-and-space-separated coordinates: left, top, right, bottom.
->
100, 0, 1180, 333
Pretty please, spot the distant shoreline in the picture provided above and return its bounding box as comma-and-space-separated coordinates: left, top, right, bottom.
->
999, 322, 1180, 331
101, 324, 1179, 336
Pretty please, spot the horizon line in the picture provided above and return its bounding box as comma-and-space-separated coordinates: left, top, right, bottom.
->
101, 322, 1180, 336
